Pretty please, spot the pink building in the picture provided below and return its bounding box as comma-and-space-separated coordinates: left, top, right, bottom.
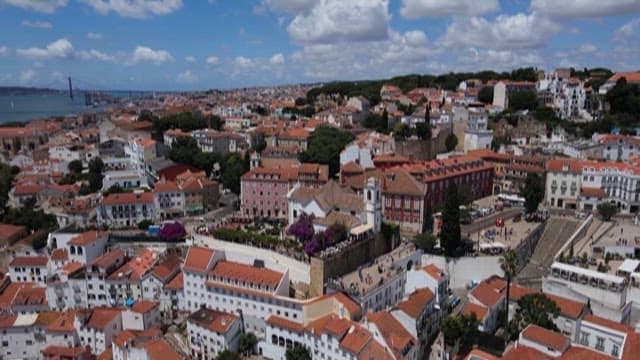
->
241, 163, 329, 219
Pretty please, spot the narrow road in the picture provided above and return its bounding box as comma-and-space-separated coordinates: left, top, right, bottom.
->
515, 216, 578, 288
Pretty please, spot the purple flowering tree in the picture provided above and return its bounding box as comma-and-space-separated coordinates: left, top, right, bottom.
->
158, 221, 187, 241
304, 237, 320, 256
287, 213, 315, 244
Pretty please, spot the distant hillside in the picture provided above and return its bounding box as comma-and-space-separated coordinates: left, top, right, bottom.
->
0, 87, 62, 96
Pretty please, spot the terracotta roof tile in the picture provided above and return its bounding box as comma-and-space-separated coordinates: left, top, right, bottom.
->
469, 281, 503, 308
84, 308, 122, 330
46, 311, 76, 333
151, 256, 182, 282
188, 308, 238, 334
68, 231, 108, 246
165, 271, 183, 290
10, 255, 48, 267
183, 246, 216, 273
544, 294, 586, 320
461, 302, 488, 320
50, 248, 68, 261
143, 339, 184, 360
131, 300, 159, 314
266, 315, 305, 333
340, 325, 372, 354
396, 287, 435, 319
422, 264, 444, 281
209, 260, 283, 289
367, 311, 416, 359
521, 324, 570, 352
101, 192, 154, 206
91, 249, 125, 269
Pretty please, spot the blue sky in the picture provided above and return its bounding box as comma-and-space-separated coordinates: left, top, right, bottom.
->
0, 0, 639, 91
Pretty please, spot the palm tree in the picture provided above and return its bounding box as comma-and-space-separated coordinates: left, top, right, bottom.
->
500, 249, 519, 343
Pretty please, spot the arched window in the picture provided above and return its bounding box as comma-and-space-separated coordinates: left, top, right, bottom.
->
367, 190, 371, 201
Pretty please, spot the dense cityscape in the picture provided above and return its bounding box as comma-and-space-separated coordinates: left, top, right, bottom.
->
1, 1, 640, 360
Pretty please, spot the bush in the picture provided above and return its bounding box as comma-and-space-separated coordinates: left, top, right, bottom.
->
138, 219, 154, 230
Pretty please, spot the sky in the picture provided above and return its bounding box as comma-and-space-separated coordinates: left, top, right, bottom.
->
0, 0, 639, 91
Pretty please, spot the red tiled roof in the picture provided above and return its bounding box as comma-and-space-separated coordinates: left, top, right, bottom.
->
461, 302, 488, 320
306, 314, 351, 338
305, 291, 362, 317
0, 314, 17, 328
501, 345, 552, 360
209, 260, 283, 289
266, 315, 305, 333
183, 246, 215, 273
154, 180, 181, 193
151, 256, 181, 282
131, 300, 159, 314
367, 311, 415, 359
340, 324, 372, 354
609, 71, 640, 83
545, 294, 587, 320
46, 311, 76, 333
41, 345, 91, 358
67, 230, 108, 246
396, 287, 435, 318
165, 271, 183, 290
469, 281, 503, 308
581, 187, 607, 198
61, 261, 84, 275
107, 249, 157, 281
84, 308, 122, 330
422, 264, 443, 280
583, 314, 631, 333
142, 339, 184, 360
101, 192, 154, 206
91, 249, 125, 269
10, 255, 48, 267
188, 308, 238, 334
521, 324, 570, 352
50, 248, 68, 261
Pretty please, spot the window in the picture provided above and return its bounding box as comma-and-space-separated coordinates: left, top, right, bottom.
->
612, 344, 619, 357
580, 332, 589, 346
595, 337, 605, 351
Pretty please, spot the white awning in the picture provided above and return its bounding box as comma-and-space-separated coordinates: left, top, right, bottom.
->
350, 223, 373, 236
617, 259, 640, 274
551, 262, 625, 285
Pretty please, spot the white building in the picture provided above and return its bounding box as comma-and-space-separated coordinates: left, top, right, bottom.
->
122, 300, 161, 331
544, 262, 631, 324
546, 158, 640, 213
596, 134, 640, 161
75, 307, 123, 355
186, 308, 242, 359
97, 192, 156, 228
86, 249, 127, 307
0, 313, 41, 360
46, 262, 88, 311
66, 231, 109, 265
9, 255, 50, 285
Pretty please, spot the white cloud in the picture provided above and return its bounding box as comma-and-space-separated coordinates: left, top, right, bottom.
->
87, 32, 103, 40
404, 30, 427, 47
177, 70, 198, 83
78, 49, 115, 61
264, 0, 317, 13
18, 69, 36, 84
531, 0, 640, 18
80, 0, 183, 19
234, 56, 253, 67
0, 46, 9, 57
21, 20, 52, 28
3, 0, 68, 13
440, 12, 560, 50
288, 0, 390, 44
400, 0, 499, 18
615, 18, 640, 40
185, 56, 197, 64
17, 39, 74, 59
50, 71, 66, 83
131, 46, 175, 64
577, 43, 597, 54
269, 53, 285, 65
206, 56, 220, 65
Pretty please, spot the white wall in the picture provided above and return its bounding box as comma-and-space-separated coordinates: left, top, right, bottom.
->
421, 255, 503, 290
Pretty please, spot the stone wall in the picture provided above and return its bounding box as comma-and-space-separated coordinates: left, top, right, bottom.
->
309, 234, 391, 297
395, 128, 449, 161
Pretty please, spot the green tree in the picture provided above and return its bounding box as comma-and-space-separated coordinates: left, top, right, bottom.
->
521, 172, 544, 215
414, 232, 437, 253
500, 249, 519, 343
508, 294, 560, 340
597, 202, 619, 221
457, 185, 474, 207
477, 86, 494, 104
0, 164, 18, 213
441, 184, 462, 257
393, 123, 410, 140
442, 313, 480, 345
381, 109, 389, 133
285, 345, 311, 360
216, 350, 241, 360
88, 157, 104, 193
137, 219, 154, 230
67, 160, 83, 175
301, 126, 355, 177
415, 122, 431, 140
238, 332, 258, 356
509, 90, 538, 111
222, 153, 249, 195
3, 207, 57, 232
445, 133, 458, 152
31, 231, 48, 250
